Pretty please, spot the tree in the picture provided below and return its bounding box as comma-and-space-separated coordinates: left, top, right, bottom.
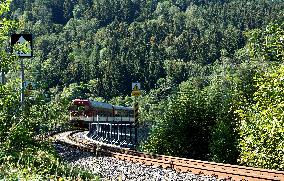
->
236, 22, 284, 170
0, 0, 20, 149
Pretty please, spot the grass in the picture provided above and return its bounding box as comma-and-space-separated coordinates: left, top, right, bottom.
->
0, 140, 100, 181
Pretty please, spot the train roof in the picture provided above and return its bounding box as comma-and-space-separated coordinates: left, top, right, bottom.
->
90, 100, 113, 109
72, 99, 133, 110
113, 105, 133, 111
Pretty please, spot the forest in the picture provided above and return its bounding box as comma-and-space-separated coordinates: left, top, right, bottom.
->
0, 0, 283, 179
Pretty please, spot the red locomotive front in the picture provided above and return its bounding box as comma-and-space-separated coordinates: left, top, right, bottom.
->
69, 99, 93, 127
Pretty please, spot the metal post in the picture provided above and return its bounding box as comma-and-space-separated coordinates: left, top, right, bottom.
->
0, 56, 4, 85
135, 123, 137, 146
105, 124, 107, 139
104, 124, 107, 138
92, 116, 96, 135
134, 98, 138, 146
114, 123, 118, 140
103, 124, 105, 138
101, 125, 102, 137
129, 125, 132, 143
20, 59, 24, 111
110, 123, 112, 140
96, 114, 99, 136
107, 124, 109, 139
101, 124, 103, 138
124, 124, 126, 141
116, 124, 119, 140
0, 69, 4, 84
118, 124, 120, 141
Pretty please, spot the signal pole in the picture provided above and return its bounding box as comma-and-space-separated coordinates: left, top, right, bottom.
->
131, 82, 141, 147
0, 57, 4, 84
20, 59, 24, 110
134, 98, 138, 147
0, 69, 4, 84
11, 34, 33, 112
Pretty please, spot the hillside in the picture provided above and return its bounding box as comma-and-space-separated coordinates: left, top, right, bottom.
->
7, 0, 284, 99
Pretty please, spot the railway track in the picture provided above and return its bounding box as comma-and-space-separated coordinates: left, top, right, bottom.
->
51, 131, 284, 181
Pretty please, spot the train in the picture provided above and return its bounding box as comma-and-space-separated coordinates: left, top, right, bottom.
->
69, 99, 134, 128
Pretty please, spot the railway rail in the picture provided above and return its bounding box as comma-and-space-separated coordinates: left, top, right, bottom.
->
51, 131, 284, 181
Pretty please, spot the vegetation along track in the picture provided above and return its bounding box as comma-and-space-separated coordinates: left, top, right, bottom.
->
51, 131, 284, 181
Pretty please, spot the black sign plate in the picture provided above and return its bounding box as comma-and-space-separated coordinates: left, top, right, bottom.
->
11, 34, 33, 58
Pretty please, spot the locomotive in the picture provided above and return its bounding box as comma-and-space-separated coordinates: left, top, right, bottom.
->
69, 99, 134, 128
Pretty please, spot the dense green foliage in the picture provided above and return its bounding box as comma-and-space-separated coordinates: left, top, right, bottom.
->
7, 0, 283, 99
0, 1, 98, 179
1, 0, 283, 175
142, 60, 240, 162
236, 23, 284, 170
142, 22, 284, 168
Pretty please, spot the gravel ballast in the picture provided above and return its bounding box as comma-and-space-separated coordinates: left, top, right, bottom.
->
54, 142, 217, 181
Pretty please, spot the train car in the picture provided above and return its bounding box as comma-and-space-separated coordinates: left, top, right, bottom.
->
69, 99, 134, 128
113, 105, 134, 122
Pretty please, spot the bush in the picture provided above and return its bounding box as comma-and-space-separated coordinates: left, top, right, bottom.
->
143, 66, 239, 163
0, 145, 99, 180
236, 65, 284, 170
235, 22, 284, 170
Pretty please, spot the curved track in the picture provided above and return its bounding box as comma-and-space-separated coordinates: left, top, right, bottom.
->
51, 131, 284, 181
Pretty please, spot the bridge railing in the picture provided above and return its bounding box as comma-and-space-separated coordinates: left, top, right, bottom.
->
34, 122, 74, 140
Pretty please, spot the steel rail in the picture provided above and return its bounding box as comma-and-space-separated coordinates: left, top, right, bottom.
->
53, 131, 284, 181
